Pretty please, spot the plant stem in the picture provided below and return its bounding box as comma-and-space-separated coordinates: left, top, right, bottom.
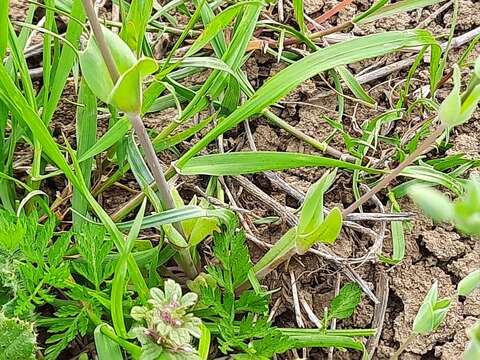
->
80, 0, 120, 82
392, 332, 416, 360
342, 123, 445, 216
80, 0, 198, 278
127, 112, 177, 210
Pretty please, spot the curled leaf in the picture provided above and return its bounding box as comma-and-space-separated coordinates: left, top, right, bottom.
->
109, 57, 158, 113
439, 64, 480, 127
79, 26, 158, 113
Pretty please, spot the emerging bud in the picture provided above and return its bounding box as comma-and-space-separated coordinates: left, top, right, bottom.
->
79, 26, 158, 113
439, 64, 480, 127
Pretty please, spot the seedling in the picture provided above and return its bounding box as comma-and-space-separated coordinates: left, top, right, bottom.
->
252, 170, 343, 281
392, 282, 451, 359
342, 57, 480, 216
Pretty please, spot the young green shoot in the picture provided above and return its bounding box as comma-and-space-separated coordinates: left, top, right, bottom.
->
392, 281, 451, 360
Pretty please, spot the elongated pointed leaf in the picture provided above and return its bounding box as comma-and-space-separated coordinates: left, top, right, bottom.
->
176, 30, 439, 168
111, 199, 147, 337
298, 170, 337, 237
297, 207, 343, 254
186, 1, 260, 56
120, 0, 154, 53
78, 116, 131, 162
176, 151, 383, 176
354, 0, 444, 24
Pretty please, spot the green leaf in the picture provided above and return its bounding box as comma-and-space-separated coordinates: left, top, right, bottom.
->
458, 269, 480, 297
354, 0, 444, 24
176, 30, 439, 168
111, 199, 147, 337
353, 0, 388, 24
464, 322, 480, 360
43, 0, 86, 124
198, 323, 211, 360
336, 66, 376, 106
78, 116, 131, 162
298, 170, 337, 237
109, 57, 158, 113
115, 206, 233, 231
408, 185, 454, 222
186, 2, 260, 57
188, 217, 219, 246
120, 0, 154, 54
0, 0, 9, 58
94, 324, 123, 360
412, 282, 450, 334
253, 227, 297, 281
79, 26, 136, 104
329, 283, 362, 320
176, 151, 382, 176
72, 224, 113, 290
72, 80, 97, 231
292, 0, 306, 33
297, 207, 343, 254
0, 314, 36, 360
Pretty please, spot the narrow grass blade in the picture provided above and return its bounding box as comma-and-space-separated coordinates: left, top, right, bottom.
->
116, 206, 233, 230
337, 65, 376, 106
72, 80, 97, 231
111, 199, 147, 337
354, 0, 444, 24
44, 0, 85, 124
176, 30, 439, 168
293, 0, 307, 33
162, 2, 262, 135
0, 0, 8, 58
176, 151, 383, 176
186, 1, 260, 56
78, 116, 131, 162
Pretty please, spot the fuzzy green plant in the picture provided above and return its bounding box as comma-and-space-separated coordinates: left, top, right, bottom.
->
0, 313, 37, 360
130, 280, 202, 360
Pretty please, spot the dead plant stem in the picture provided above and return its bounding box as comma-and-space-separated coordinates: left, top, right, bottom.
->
342, 123, 445, 216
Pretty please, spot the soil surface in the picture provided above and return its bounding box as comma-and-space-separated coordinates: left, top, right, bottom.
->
8, 0, 480, 359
